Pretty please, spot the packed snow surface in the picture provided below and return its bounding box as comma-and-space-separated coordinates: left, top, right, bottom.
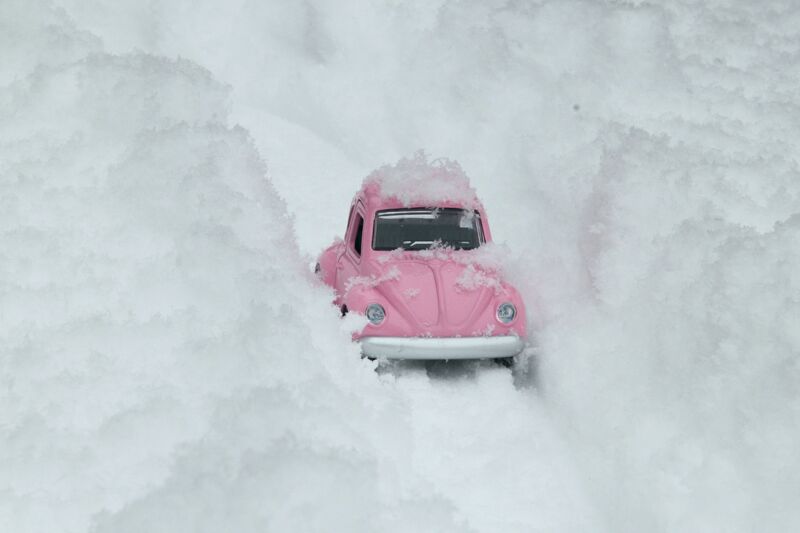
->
3, 1, 800, 532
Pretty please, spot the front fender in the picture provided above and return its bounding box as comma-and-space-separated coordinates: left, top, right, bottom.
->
315, 239, 343, 289
495, 282, 527, 339
343, 284, 413, 339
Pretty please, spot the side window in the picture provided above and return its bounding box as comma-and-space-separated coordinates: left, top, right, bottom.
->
353, 214, 364, 256
345, 205, 354, 236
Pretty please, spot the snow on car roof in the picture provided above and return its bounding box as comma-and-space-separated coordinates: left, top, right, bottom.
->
361, 151, 483, 210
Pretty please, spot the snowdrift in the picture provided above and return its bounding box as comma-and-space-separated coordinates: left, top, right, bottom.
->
4, 0, 800, 532
0, 6, 467, 533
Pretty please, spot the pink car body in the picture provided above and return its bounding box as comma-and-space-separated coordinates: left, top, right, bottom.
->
316, 176, 526, 360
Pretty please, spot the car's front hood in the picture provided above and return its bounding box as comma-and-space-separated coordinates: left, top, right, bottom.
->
360, 258, 514, 337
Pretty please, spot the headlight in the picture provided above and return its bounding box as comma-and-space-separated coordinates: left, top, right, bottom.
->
496, 302, 516, 324
365, 303, 386, 325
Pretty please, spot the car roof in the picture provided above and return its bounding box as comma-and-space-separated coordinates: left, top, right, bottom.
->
356, 157, 485, 213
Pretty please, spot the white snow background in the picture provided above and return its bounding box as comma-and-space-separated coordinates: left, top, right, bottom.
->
2, 1, 799, 532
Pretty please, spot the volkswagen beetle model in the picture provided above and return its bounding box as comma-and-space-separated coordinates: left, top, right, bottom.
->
315, 160, 526, 361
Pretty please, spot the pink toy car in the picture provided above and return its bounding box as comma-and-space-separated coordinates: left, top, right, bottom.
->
315, 155, 526, 361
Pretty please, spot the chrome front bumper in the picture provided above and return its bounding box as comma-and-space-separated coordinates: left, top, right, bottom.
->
360, 335, 525, 360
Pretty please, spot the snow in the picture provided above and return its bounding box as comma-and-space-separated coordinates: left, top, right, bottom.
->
455, 264, 504, 295
344, 265, 402, 297
363, 151, 482, 209
402, 288, 421, 300
3, 1, 800, 532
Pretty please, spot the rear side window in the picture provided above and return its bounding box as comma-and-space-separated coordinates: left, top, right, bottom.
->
353, 214, 364, 256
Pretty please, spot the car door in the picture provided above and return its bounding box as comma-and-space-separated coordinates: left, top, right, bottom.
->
336, 201, 365, 305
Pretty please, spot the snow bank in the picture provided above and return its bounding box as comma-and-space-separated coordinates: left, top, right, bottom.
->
0, 8, 469, 533
8, 0, 800, 531
538, 131, 800, 533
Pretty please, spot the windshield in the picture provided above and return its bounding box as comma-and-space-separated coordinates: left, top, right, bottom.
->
372, 208, 484, 251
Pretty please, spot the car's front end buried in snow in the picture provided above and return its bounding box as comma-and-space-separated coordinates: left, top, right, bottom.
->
360, 335, 525, 360
317, 165, 530, 362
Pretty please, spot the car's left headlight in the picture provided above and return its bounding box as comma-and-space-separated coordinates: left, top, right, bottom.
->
496, 302, 516, 324
366, 303, 386, 325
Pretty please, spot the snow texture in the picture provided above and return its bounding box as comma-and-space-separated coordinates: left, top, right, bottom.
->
402, 288, 421, 299
3, 0, 800, 532
455, 264, 504, 295
344, 265, 401, 297
363, 151, 482, 209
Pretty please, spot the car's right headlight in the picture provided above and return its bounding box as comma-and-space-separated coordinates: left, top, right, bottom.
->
365, 303, 386, 325
496, 302, 516, 324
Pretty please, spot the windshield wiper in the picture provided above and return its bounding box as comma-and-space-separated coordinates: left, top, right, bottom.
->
403, 240, 435, 249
